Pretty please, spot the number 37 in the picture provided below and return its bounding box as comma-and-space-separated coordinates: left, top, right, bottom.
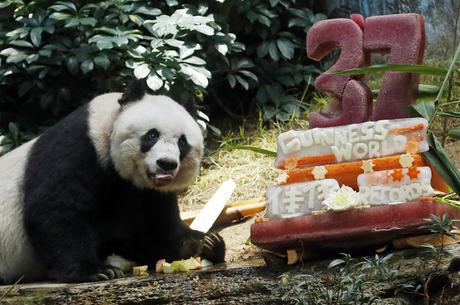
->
307, 14, 425, 128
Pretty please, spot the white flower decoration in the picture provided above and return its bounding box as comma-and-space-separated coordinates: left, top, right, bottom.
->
399, 153, 414, 168
275, 172, 288, 185
322, 185, 361, 212
312, 166, 327, 180
361, 160, 375, 173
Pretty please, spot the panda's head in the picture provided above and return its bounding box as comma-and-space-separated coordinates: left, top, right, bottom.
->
109, 85, 203, 192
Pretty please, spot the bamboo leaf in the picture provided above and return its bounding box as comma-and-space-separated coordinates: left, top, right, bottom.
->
411, 101, 435, 121
423, 132, 460, 195
429, 42, 460, 127
234, 145, 276, 157
448, 129, 460, 139
418, 84, 440, 98
440, 111, 460, 119
374, 84, 440, 99
333, 64, 447, 76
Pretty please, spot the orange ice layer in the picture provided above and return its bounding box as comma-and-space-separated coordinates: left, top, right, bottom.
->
389, 123, 425, 134
281, 154, 337, 169
285, 154, 449, 192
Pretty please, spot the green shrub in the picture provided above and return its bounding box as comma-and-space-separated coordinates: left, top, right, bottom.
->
0, 0, 325, 153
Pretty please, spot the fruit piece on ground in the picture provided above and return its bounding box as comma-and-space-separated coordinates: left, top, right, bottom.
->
171, 260, 190, 272
162, 262, 175, 274
155, 259, 166, 273
183, 257, 202, 270
132, 265, 149, 276
201, 259, 214, 268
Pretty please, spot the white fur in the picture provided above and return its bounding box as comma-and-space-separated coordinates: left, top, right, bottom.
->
110, 95, 204, 192
87, 93, 122, 166
0, 139, 45, 283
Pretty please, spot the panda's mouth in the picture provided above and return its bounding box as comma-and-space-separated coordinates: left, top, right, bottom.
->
147, 172, 174, 187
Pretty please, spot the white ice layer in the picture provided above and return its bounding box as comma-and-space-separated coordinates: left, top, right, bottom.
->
357, 166, 432, 187
265, 179, 339, 218
275, 118, 428, 168
357, 167, 434, 205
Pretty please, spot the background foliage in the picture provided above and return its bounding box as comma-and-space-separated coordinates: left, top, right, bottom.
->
0, 0, 325, 154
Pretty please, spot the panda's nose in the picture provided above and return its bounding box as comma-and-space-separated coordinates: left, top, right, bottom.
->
157, 159, 178, 171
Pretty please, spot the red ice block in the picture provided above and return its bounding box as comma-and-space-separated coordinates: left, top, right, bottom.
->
364, 14, 425, 120
251, 200, 460, 251
351, 14, 365, 30
309, 79, 372, 128
307, 18, 371, 128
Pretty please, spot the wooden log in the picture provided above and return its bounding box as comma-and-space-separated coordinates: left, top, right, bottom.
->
2, 245, 460, 305
0, 260, 285, 305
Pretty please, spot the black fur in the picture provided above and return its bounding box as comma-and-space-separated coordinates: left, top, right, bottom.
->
118, 80, 145, 105
22, 104, 225, 283
140, 128, 159, 153
178, 135, 191, 160
182, 100, 198, 120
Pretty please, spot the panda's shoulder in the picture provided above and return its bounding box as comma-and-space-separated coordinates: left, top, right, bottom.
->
26, 93, 123, 172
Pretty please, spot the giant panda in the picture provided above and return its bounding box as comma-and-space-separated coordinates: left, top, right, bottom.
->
0, 83, 225, 284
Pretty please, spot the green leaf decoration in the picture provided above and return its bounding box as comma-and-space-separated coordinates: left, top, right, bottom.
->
411, 101, 435, 121
423, 132, 460, 195
434, 197, 460, 209
234, 145, 276, 157
417, 84, 440, 98
440, 111, 460, 119
333, 64, 447, 76
448, 129, 460, 139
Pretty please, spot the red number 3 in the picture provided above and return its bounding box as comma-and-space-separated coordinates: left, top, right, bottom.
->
307, 14, 425, 127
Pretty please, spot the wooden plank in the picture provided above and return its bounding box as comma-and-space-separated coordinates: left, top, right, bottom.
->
190, 179, 236, 233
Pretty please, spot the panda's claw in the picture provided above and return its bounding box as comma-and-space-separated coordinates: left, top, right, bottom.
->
112, 267, 125, 278
203, 233, 223, 250
90, 273, 110, 282
104, 267, 115, 279
201, 231, 225, 263
88, 266, 124, 282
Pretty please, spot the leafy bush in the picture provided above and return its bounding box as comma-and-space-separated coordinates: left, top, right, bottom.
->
206, 0, 326, 121
273, 253, 398, 305
0, 0, 325, 153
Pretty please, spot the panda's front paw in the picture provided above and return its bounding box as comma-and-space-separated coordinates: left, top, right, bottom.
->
88, 265, 124, 282
179, 236, 203, 259
201, 232, 225, 263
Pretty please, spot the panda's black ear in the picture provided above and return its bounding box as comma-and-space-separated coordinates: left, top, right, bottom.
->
182, 100, 198, 120
119, 79, 146, 106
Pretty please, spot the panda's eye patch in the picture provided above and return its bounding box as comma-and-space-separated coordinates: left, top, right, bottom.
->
178, 135, 191, 160
140, 128, 160, 153
146, 128, 159, 140
178, 135, 187, 147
